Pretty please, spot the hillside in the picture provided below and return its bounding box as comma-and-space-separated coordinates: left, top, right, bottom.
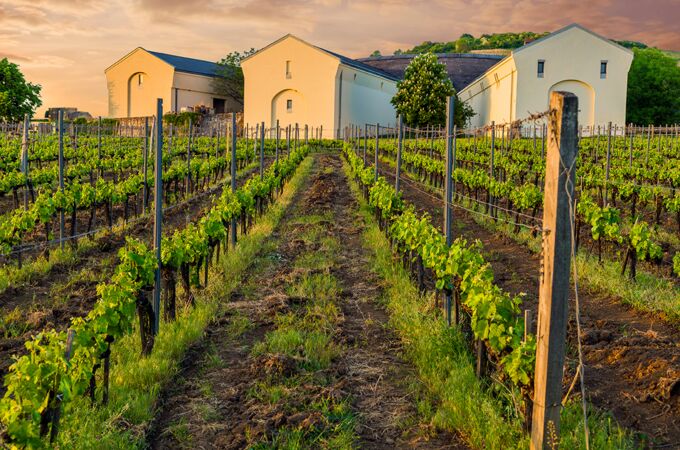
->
375, 31, 656, 57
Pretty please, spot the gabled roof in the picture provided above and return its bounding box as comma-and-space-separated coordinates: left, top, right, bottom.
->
104, 47, 221, 77
513, 23, 634, 55
147, 50, 221, 77
241, 34, 399, 82
358, 53, 503, 91
320, 48, 400, 81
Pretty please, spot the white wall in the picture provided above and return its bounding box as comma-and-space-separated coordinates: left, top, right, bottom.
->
105, 48, 174, 118
242, 36, 340, 138
459, 57, 517, 128
513, 25, 633, 127
338, 65, 398, 134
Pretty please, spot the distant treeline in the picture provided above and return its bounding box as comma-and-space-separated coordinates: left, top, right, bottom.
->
371, 32, 649, 56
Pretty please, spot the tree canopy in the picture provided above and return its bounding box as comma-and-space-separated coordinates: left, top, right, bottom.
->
0, 58, 42, 122
391, 53, 474, 128
211, 48, 257, 109
626, 48, 680, 125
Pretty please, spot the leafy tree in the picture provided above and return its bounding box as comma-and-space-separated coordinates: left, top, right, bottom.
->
0, 58, 42, 122
370, 50, 382, 57
391, 53, 474, 128
626, 48, 680, 125
211, 48, 257, 109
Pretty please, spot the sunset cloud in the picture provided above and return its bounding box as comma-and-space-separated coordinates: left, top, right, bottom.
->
0, 0, 677, 117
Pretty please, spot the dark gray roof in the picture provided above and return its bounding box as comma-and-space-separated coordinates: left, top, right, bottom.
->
319, 47, 401, 82
148, 50, 220, 77
357, 53, 504, 91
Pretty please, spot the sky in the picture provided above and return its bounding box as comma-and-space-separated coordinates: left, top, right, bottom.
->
1, 0, 679, 118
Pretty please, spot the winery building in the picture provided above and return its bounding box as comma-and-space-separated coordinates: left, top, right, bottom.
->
105, 47, 240, 118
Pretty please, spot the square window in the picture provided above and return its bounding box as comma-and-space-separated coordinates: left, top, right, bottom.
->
287, 99, 293, 112
537, 60, 545, 78
600, 61, 608, 79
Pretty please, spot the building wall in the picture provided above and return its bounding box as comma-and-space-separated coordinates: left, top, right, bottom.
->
513, 26, 633, 127
337, 64, 398, 135
172, 72, 238, 113
459, 57, 517, 128
242, 36, 340, 138
105, 48, 174, 118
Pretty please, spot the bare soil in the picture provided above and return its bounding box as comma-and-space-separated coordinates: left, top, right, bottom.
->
147, 153, 467, 449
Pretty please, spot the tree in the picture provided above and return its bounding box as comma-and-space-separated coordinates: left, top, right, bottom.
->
626, 48, 680, 125
0, 58, 42, 122
370, 50, 382, 57
391, 53, 474, 128
211, 48, 257, 109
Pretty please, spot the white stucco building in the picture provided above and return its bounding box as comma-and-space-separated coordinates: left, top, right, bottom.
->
105, 48, 240, 118
241, 35, 399, 139
458, 24, 634, 128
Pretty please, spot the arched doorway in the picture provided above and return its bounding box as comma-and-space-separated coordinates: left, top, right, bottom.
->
127, 72, 149, 117
548, 80, 595, 128
271, 89, 306, 129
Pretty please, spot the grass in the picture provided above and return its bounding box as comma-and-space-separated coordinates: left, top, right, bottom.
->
246, 182, 357, 448
344, 158, 639, 449
52, 155, 315, 449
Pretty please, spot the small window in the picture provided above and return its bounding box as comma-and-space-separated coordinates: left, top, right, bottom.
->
286, 99, 293, 112
600, 60, 608, 79
380, 82, 384, 89
353, 73, 357, 81
286, 60, 291, 79
138, 73, 144, 86
537, 60, 545, 78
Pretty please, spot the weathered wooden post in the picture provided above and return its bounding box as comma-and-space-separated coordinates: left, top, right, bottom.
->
186, 117, 192, 196
231, 114, 237, 248
444, 97, 455, 326
287, 125, 291, 158
489, 121, 495, 216
153, 99, 164, 335
395, 116, 403, 193
531, 91, 579, 450
58, 110, 65, 250
374, 123, 380, 182
275, 120, 280, 166
260, 121, 265, 179
21, 114, 29, 210
628, 124, 634, 168
143, 117, 149, 211
604, 121, 612, 205
97, 116, 103, 178
363, 123, 368, 165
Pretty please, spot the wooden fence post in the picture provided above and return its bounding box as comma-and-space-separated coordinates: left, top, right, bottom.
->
153, 99, 163, 335
260, 121, 265, 179
58, 110, 65, 250
21, 114, 29, 210
531, 91, 579, 450
374, 123, 380, 182
444, 96, 455, 326
395, 116, 403, 192
230, 114, 237, 248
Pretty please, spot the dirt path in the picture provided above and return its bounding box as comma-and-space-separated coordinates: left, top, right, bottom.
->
375, 157, 680, 446
0, 160, 272, 384
148, 153, 467, 449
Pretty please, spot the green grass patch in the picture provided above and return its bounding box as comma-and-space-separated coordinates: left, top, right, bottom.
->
51, 156, 315, 449
345, 158, 638, 449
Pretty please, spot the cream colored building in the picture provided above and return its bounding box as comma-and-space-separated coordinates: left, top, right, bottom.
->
459, 24, 634, 128
241, 35, 399, 139
105, 48, 240, 118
